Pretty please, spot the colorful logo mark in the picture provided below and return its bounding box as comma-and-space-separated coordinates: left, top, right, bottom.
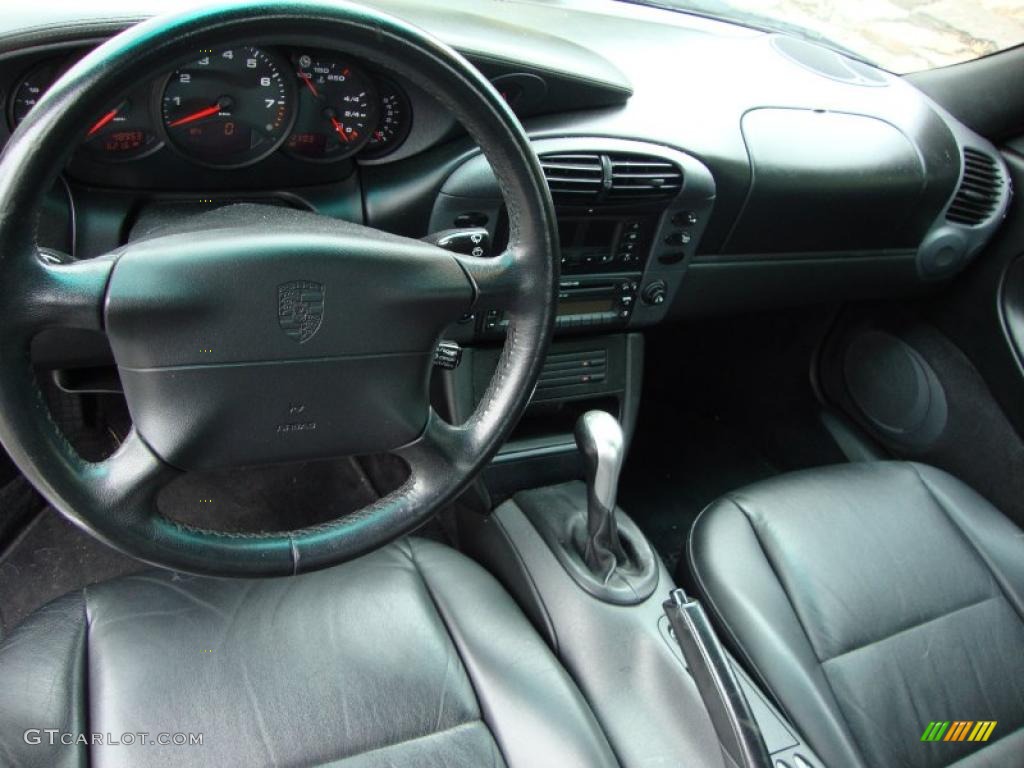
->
921, 721, 997, 743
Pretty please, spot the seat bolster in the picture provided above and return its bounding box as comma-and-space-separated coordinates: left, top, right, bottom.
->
911, 463, 1024, 619
406, 538, 619, 768
688, 498, 867, 768
0, 592, 87, 768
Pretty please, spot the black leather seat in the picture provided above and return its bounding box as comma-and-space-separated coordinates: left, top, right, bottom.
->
688, 461, 1024, 768
0, 538, 618, 768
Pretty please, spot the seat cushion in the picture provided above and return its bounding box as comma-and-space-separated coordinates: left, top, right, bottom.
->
688, 461, 1024, 768
0, 537, 618, 768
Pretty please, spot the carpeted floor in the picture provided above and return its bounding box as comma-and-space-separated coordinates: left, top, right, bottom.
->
0, 454, 415, 637
618, 410, 779, 575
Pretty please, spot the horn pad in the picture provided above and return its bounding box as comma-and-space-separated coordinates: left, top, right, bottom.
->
104, 205, 472, 469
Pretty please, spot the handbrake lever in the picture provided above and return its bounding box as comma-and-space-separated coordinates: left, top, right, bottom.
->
663, 588, 773, 768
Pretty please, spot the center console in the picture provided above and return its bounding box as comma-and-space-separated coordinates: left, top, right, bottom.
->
456, 411, 826, 768
431, 138, 715, 497
430, 136, 716, 342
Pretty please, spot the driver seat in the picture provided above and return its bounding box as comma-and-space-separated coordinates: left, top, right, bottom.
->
0, 538, 618, 767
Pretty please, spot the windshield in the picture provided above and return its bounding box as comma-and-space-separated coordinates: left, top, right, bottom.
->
624, 0, 1024, 73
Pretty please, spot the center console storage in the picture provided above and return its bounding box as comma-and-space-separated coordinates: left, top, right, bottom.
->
436, 333, 643, 499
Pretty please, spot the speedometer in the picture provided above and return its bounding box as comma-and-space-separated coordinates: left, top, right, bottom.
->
159, 46, 296, 168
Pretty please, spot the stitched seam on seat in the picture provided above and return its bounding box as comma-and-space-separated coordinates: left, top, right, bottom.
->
687, 502, 769, 696
726, 496, 871, 767
730, 499, 830, 667
909, 463, 1024, 626
820, 595, 1001, 665
83, 587, 91, 768
403, 539, 510, 766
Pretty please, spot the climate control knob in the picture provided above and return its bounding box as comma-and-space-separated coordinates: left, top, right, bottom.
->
641, 280, 667, 306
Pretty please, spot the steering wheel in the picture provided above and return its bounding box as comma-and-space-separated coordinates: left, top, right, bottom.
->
0, 1, 557, 577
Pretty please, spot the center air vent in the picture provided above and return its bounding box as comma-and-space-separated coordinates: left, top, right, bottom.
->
607, 154, 683, 201
540, 151, 682, 204
540, 153, 604, 202
946, 148, 1004, 226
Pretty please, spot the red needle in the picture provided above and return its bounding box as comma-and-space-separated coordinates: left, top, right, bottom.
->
329, 116, 350, 143
88, 108, 119, 137
168, 104, 222, 128
300, 74, 319, 97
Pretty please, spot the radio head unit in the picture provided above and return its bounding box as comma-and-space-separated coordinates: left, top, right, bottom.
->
558, 215, 656, 274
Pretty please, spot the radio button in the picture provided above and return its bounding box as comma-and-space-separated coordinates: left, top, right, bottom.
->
664, 231, 692, 247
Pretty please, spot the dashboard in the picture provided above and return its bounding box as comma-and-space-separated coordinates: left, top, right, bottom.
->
0, 0, 1013, 350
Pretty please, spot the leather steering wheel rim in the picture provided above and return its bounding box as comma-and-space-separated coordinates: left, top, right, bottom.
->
0, 0, 557, 577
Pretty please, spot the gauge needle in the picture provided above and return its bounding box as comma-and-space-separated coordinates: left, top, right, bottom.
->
300, 74, 320, 98
168, 104, 222, 128
329, 116, 350, 143
88, 107, 120, 137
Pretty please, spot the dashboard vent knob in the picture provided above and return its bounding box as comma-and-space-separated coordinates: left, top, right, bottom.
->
539, 153, 604, 202
946, 148, 1005, 226
606, 154, 682, 201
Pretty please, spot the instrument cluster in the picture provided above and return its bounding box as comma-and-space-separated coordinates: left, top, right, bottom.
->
8, 45, 413, 167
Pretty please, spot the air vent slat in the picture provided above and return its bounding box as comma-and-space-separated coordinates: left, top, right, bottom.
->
540, 152, 604, 203
540, 151, 683, 204
607, 152, 682, 201
946, 148, 1004, 227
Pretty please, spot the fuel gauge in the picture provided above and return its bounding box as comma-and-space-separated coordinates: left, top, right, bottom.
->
9, 60, 62, 128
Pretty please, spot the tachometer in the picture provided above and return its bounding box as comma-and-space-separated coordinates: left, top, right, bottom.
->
159, 46, 296, 168
285, 53, 377, 162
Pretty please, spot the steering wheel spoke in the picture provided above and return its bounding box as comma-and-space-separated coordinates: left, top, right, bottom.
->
17, 253, 114, 337
454, 246, 534, 314
395, 409, 467, 485
96, 429, 178, 509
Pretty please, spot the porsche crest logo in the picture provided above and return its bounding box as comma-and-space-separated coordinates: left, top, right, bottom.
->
277, 281, 324, 343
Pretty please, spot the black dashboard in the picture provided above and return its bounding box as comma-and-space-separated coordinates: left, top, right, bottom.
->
0, 0, 1012, 345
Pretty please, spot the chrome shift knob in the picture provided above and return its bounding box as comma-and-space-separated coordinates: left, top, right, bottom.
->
574, 410, 625, 528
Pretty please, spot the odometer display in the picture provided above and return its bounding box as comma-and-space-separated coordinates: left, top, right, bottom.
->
160, 47, 295, 167
82, 96, 161, 162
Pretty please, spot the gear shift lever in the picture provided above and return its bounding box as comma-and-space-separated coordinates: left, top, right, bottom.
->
575, 410, 628, 577
512, 409, 657, 603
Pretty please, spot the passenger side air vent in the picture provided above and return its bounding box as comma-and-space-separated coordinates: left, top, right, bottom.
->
947, 148, 1004, 226
540, 153, 604, 202
536, 349, 607, 391
607, 154, 683, 201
